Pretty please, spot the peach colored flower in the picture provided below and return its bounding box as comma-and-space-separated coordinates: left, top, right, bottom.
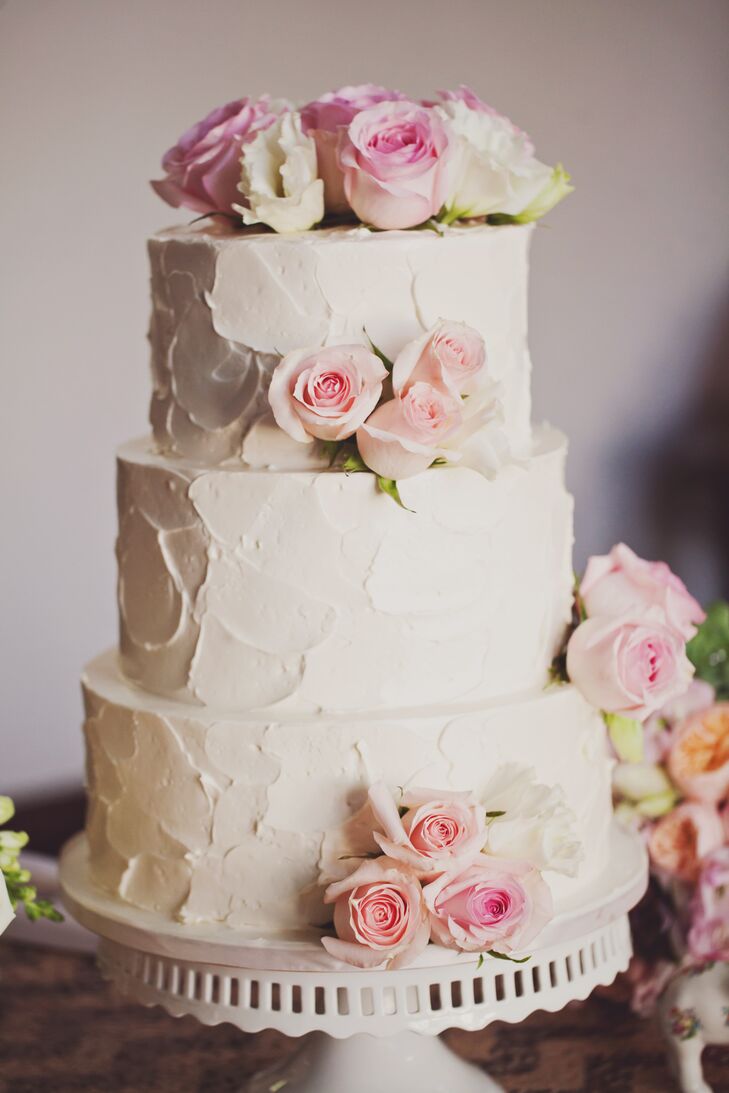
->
668, 703, 729, 805
322, 857, 430, 969
648, 801, 724, 882
368, 783, 487, 878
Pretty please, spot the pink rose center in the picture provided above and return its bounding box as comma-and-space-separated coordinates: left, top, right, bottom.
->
622, 632, 676, 695
402, 383, 458, 441
411, 814, 461, 852
295, 364, 359, 416
351, 883, 409, 946
439, 880, 526, 930
436, 336, 479, 377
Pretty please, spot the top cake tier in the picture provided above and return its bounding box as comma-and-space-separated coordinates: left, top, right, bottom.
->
148, 222, 533, 465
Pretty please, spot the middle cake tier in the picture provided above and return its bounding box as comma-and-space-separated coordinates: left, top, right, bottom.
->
117, 425, 573, 713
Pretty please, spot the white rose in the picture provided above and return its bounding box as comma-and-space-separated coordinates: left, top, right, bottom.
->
0, 871, 14, 936
437, 100, 552, 221
235, 111, 325, 233
481, 764, 583, 877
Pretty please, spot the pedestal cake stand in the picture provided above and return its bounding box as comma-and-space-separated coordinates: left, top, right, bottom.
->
60, 824, 647, 1093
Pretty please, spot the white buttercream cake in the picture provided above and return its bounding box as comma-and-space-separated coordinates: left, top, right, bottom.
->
81, 218, 614, 938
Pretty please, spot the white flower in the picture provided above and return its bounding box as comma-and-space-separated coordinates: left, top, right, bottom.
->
0, 871, 14, 937
481, 764, 584, 877
235, 111, 324, 233
437, 100, 553, 220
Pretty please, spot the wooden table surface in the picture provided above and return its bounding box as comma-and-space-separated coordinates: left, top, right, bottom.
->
2, 939, 728, 1093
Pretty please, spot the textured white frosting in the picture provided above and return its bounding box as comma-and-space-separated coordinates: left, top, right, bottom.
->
148, 221, 534, 463
116, 426, 573, 714
83, 652, 613, 931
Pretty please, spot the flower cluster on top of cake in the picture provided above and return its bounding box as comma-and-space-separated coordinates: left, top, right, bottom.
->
151, 84, 572, 233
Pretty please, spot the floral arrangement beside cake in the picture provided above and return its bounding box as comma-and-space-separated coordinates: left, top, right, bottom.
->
0, 796, 62, 935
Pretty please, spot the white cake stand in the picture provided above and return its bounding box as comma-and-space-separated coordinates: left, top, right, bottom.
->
60, 824, 647, 1093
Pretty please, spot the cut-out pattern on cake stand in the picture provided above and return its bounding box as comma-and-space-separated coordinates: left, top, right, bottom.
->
61, 823, 647, 1093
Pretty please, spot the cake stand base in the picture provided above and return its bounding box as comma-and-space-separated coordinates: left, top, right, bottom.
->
243, 1030, 500, 1093
61, 824, 647, 1093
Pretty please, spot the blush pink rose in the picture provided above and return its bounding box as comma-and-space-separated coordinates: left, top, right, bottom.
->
688, 847, 729, 963
368, 783, 487, 878
647, 801, 724, 882
268, 345, 387, 444
566, 613, 695, 721
301, 84, 406, 215
423, 859, 553, 955
667, 703, 729, 805
151, 96, 283, 214
322, 857, 430, 969
357, 383, 462, 479
392, 321, 487, 401
580, 543, 705, 641
338, 101, 452, 230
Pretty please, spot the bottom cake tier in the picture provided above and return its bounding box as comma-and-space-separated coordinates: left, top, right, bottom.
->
82, 652, 614, 934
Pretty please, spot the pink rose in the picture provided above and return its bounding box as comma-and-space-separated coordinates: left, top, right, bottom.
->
668, 703, 729, 805
151, 96, 283, 215
423, 859, 553, 955
357, 383, 462, 480
687, 847, 729, 962
566, 613, 695, 721
268, 345, 387, 444
322, 857, 430, 969
648, 801, 724, 882
392, 321, 487, 401
301, 84, 405, 215
368, 783, 487, 878
338, 101, 452, 230
580, 543, 705, 641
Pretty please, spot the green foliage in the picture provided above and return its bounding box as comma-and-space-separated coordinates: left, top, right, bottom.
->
1, 797, 63, 924
363, 329, 394, 373
687, 600, 729, 699
342, 449, 369, 474
376, 477, 413, 512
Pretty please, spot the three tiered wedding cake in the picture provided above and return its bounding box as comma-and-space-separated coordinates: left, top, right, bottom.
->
80, 85, 698, 968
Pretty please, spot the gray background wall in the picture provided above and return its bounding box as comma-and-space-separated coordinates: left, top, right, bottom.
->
2, 0, 728, 796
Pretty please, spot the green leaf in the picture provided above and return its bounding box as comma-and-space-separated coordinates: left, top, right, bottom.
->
342, 450, 369, 474
363, 328, 395, 373
485, 810, 506, 819
376, 477, 414, 512
604, 713, 644, 763
687, 600, 729, 699
476, 954, 485, 970
486, 949, 531, 964
0, 797, 15, 825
